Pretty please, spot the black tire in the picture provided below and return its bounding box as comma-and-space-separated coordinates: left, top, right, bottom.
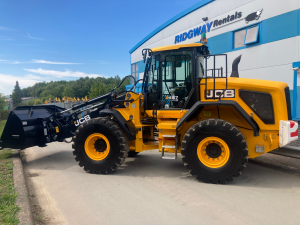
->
128, 151, 139, 157
181, 119, 248, 184
72, 117, 129, 174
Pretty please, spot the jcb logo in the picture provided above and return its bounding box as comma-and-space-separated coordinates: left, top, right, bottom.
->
75, 115, 91, 127
206, 89, 235, 99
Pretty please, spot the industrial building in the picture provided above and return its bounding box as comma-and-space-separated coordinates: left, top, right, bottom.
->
128, 0, 300, 119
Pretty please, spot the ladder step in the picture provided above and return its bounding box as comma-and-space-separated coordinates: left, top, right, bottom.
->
162, 156, 176, 160
162, 145, 175, 148
161, 146, 177, 160
162, 135, 176, 138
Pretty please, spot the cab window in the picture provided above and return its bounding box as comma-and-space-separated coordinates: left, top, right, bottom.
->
161, 50, 193, 109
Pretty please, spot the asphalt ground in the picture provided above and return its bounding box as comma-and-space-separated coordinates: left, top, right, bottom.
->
23, 142, 300, 225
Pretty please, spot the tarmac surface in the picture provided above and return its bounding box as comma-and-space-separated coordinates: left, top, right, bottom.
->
23, 142, 300, 225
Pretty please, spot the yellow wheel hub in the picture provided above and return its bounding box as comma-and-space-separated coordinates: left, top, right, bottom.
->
197, 137, 230, 168
84, 133, 110, 161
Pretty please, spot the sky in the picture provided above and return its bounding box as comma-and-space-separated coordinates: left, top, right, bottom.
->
0, 0, 203, 96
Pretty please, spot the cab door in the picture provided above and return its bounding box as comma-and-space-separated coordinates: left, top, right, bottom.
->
161, 50, 193, 109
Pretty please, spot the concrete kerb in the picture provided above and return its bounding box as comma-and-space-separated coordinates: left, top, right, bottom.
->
12, 150, 33, 225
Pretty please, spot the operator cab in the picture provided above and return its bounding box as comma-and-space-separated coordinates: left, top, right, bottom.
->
142, 43, 209, 110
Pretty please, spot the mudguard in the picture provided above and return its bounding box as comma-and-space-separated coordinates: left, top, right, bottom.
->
99, 109, 137, 141
176, 100, 260, 136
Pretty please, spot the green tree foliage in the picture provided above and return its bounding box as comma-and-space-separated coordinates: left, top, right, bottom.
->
63, 86, 75, 98
21, 75, 131, 99
26, 99, 36, 106
0, 94, 5, 110
12, 81, 22, 107
26, 99, 43, 106
89, 76, 130, 98
89, 80, 108, 98
34, 99, 43, 105
0, 94, 6, 120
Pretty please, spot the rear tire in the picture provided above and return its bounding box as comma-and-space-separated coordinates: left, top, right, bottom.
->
181, 119, 248, 184
72, 117, 129, 174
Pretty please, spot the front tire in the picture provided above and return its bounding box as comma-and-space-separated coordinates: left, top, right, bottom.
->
72, 117, 129, 174
128, 151, 139, 157
181, 119, 248, 184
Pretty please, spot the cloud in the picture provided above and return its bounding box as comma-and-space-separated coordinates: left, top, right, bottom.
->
0, 59, 80, 65
31, 59, 81, 65
24, 74, 44, 80
0, 59, 20, 64
24, 68, 104, 78
24, 32, 46, 41
90, 60, 109, 65
0, 74, 41, 95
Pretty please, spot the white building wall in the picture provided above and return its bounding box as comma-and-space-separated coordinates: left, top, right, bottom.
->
130, 0, 300, 88
132, 0, 299, 63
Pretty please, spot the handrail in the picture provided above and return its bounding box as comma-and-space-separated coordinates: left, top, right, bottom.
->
195, 54, 228, 100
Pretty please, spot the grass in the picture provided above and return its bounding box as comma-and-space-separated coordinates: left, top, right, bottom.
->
0, 120, 7, 137
0, 120, 20, 224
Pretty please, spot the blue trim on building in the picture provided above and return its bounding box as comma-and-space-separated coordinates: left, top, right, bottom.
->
131, 9, 300, 56
209, 9, 300, 54
292, 62, 300, 120
138, 61, 146, 75
260, 9, 299, 45
131, 9, 300, 63
129, 0, 215, 54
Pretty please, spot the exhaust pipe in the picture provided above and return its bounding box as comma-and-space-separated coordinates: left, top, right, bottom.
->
230, 55, 242, 78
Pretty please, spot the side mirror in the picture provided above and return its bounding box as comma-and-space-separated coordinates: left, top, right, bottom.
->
142, 49, 147, 63
142, 49, 152, 63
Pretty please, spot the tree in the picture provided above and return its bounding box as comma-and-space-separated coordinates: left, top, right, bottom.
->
12, 81, 22, 107
34, 99, 43, 105
0, 94, 5, 109
18, 75, 131, 100
63, 86, 75, 98
89, 81, 107, 98
0, 93, 6, 120
26, 99, 36, 106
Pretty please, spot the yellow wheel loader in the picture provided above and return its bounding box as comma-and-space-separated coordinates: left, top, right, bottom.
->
0, 43, 298, 184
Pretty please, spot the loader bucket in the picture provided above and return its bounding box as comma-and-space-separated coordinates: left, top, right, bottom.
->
0, 105, 68, 150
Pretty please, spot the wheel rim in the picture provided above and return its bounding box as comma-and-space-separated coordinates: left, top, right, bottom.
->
84, 133, 110, 161
197, 137, 230, 168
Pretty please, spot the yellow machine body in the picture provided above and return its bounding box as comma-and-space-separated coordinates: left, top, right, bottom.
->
115, 75, 289, 159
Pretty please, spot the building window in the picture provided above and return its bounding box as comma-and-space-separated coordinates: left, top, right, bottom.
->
234, 24, 260, 49
132, 63, 139, 83
234, 29, 246, 49
244, 26, 259, 44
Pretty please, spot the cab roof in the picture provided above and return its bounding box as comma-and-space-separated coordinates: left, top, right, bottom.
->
151, 43, 203, 52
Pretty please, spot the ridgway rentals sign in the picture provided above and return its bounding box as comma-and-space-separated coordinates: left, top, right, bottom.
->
174, 9, 263, 44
